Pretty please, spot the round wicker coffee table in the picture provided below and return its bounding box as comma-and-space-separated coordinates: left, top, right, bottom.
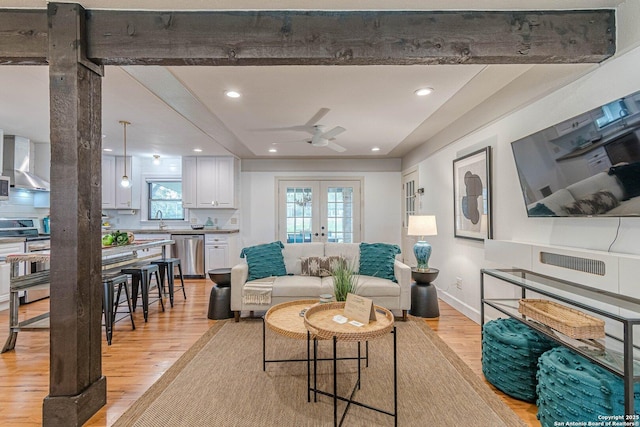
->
303, 302, 397, 427
264, 299, 319, 340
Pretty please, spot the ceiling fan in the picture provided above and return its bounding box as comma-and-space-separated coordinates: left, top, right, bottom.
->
267, 108, 347, 152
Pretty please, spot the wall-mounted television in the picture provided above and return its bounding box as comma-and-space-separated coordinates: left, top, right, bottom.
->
511, 88, 640, 217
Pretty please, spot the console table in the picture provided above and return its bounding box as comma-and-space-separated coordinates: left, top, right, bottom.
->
481, 268, 640, 416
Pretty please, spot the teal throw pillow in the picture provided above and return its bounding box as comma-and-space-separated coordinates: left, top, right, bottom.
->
358, 242, 401, 282
527, 203, 555, 216
240, 241, 287, 281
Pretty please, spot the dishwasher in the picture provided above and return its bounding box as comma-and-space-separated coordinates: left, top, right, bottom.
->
171, 234, 205, 278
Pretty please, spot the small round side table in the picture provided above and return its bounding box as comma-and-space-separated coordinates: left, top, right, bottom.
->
207, 268, 233, 320
409, 268, 440, 318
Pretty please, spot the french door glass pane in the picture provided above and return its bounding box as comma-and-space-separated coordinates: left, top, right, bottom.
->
405, 179, 415, 226
286, 187, 313, 243
326, 187, 353, 243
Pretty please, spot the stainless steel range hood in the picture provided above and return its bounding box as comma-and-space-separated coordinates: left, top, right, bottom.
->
2, 135, 50, 191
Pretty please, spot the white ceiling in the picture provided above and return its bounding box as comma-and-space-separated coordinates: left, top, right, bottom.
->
0, 0, 626, 161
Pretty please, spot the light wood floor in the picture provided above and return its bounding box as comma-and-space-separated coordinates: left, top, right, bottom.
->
0, 279, 539, 426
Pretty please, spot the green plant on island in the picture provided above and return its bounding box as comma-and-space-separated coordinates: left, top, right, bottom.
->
331, 258, 359, 302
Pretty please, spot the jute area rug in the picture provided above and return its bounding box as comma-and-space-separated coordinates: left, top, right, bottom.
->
114, 317, 525, 427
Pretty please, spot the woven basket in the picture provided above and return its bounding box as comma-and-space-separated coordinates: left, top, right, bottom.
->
518, 299, 605, 339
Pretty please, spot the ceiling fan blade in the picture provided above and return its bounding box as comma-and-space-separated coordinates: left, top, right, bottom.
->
304, 108, 330, 127
321, 126, 346, 140
271, 139, 308, 145
326, 141, 346, 152
252, 125, 311, 133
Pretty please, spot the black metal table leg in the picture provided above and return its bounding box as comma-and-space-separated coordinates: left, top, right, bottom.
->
262, 317, 266, 372
333, 336, 337, 427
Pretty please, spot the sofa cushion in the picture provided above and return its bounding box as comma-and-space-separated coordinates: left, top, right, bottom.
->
355, 275, 401, 297
358, 243, 401, 282
301, 256, 345, 277
282, 242, 325, 275
534, 188, 575, 215
563, 190, 620, 215
271, 275, 322, 297
324, 243, 360, 271
567, 171, 625, 201
240, 241, 287, 281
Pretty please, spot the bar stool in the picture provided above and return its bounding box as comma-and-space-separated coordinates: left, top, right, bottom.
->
102, 272, 135, 345
150, 257, 186, 307
122, 264, 164, 322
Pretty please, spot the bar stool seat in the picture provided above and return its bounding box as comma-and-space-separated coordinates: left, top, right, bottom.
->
150, 257, 186, 307
122, 263, 164, 322
102, 272, 135, 345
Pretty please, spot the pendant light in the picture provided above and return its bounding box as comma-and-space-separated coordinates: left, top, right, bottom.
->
119, 120, 131, 188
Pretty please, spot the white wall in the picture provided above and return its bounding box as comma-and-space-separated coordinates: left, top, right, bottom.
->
408, 44, 640, 322
239, 163, 402, 249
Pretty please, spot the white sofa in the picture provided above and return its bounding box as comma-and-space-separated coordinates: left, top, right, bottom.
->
231, 242, 411, 321
527, 171, 640, 216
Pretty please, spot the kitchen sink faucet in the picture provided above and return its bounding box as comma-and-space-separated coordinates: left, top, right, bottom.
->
156, 210, 167, 230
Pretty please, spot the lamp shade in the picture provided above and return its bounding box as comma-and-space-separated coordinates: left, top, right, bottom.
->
407, 215, 438, 237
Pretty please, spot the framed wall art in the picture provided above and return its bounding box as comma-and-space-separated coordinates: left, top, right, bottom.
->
453, 147, 492, 241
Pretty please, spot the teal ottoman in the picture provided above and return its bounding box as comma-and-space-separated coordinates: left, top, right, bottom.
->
482, 318, 557, 402
537, 346, 640, 427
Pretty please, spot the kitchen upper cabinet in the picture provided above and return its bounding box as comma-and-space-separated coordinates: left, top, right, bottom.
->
102, 155, 116, 209
102, 155, 141, 210
181, 157, 197, 208
182, 156, 238, 209
552, 112, 594, 139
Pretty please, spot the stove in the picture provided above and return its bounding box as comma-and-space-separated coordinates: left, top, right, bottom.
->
0, 218, 50, 302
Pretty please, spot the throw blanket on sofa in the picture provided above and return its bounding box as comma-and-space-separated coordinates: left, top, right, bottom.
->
242, 277, 275, 305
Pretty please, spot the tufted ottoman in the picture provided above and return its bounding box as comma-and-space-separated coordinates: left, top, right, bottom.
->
482, 317, 558, 402
537, 346, 640, 426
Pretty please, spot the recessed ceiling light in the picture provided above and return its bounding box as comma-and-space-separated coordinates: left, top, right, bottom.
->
414, 88, 434, 96
103, 148, 113, 152
193, 148, 203, 152
225, 90, 241, 98
371, 147, 381, 152
268, 148, 277, 153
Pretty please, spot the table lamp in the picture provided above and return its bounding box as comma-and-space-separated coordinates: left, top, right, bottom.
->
407, 215, 438, 272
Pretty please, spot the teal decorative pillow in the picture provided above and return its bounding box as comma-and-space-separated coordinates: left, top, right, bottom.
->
358, 242, 401, 282
240, 241, 287, 281
527, 203, 555, 216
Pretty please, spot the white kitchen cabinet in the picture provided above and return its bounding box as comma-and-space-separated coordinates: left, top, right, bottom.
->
554, 112, 593, 138
182, 156, 238, 209
0, 242, 24, 311
102, 155, 116, 209
181, 157, 197, 208
102, 155, 141, 210
557, 146, 612, 184
205, 234, 230, 271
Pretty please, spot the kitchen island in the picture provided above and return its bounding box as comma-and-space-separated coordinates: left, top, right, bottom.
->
1, 238, 174, 353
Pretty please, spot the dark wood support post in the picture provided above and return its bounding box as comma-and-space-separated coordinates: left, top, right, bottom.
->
42, 3, 106, 426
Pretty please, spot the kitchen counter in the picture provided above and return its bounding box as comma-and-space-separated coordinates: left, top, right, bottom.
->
124, 229, 239, 235
557, 126, 640, 161
0, 237, 28, 244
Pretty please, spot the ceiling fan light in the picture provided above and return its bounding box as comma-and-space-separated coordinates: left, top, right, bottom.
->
415, 87, 434, 96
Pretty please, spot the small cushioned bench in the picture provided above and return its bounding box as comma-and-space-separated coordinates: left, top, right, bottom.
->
482, 318, 557, 402
537, 346, 640, 426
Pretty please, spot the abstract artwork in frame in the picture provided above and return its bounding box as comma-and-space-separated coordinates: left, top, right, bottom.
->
453, 147, 492, 241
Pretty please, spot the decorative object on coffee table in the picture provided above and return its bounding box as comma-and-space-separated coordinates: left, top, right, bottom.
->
207, 268, 233, 320
331, 260, 358, 301
410, 267, 440, 318
407, 215, 438, 271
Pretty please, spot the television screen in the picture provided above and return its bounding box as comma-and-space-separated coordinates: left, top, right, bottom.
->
511, 89, 640, 217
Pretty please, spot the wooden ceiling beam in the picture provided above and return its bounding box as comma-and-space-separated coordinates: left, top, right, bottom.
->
0, 9, 616, 66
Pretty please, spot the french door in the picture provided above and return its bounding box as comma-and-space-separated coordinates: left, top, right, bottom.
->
278, 179, 362, 243
401, 169, 418, 265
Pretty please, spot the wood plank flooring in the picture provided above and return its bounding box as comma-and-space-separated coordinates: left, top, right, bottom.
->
0, 279, 539, 426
